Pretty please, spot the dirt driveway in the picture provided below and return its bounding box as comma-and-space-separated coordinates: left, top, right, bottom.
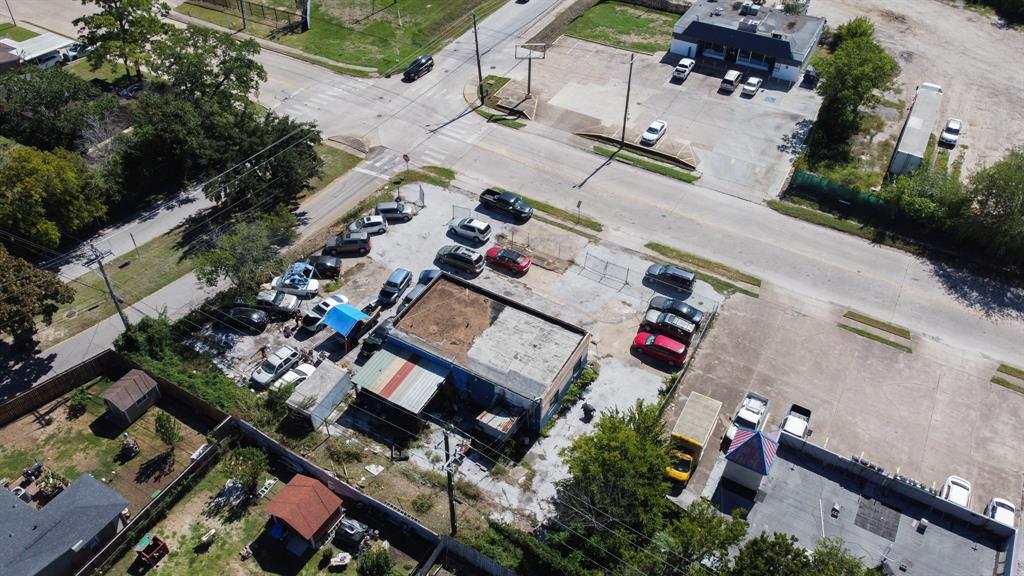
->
815, 0, 1024, 174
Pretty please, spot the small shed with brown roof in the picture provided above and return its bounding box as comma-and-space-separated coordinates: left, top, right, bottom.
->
99, 369, 161, 427
264, 474, 342, 552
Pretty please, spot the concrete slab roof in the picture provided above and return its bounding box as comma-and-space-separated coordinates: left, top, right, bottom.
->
732, 446, 1004, 575
393, 274, 587, 401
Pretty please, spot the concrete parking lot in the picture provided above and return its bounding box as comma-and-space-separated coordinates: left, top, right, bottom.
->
510, 36, 822, 202
678, 294, 1024, 514
196, 182, 726, 522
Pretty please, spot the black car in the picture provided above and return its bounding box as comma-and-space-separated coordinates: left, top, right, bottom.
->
90, 78, 115, 93
648, 296, 704, 326
305, 254, 341, 279
436, 245, 485, 275
645, 264, 695, 293
359, 318, 395, 358
418, 269, 441, 285
219, 307, 268, 333
118, 80, 144, 99
403, 55, 434, 81
323, 232, 371, 256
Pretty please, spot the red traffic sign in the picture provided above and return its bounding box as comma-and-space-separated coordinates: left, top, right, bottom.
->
402, 154, 410, 162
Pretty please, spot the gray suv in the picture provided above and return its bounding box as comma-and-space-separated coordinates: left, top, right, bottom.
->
323, 232, 371, 256
375, 201, 415, 222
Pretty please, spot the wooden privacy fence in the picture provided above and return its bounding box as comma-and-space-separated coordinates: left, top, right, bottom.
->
0, 349, 125, 426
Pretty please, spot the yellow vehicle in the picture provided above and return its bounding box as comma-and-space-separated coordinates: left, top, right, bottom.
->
666, 392, 722, 484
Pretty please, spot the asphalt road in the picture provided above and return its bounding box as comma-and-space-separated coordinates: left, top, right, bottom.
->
4, 0, 1023, 397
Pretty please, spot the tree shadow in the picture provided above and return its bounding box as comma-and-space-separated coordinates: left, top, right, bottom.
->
777, 119, 814, 157
135, 451, 173, 483
0, 344, 57, 401
928, 259, 1024, 321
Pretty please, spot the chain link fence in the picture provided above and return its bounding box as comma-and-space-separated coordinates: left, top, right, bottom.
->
187, 0, 306, 30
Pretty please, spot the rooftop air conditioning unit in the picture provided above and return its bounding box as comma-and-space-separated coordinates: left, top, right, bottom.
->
772, 32, 789, 40
738, 18, 759, 32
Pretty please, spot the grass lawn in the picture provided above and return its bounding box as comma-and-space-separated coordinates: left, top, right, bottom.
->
474, 108, 526, 129
767, 198, 919, 253
564, 1, 676, 54
180, 0, 506, 75
842, 310, 911, 340
307, 144, 361, 193
838, 323, 913, 353
0, 22, 38, 41
645, 242, 761, 287
37, 228, 195, 350
0, 377, 208, 512
65, 58, 132, 83
593, 145, 699, 183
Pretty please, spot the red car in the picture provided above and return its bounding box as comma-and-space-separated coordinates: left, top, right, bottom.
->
631, 331, 687, 367
485, 246, 531, 274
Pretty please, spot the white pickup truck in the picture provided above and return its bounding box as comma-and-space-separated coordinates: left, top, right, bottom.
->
726, 391, 769, 441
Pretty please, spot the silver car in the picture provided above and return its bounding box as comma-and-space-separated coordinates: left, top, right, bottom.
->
447, 217, 492, 243
251, 346, 300, 387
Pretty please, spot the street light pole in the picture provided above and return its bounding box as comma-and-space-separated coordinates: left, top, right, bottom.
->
621, 54, 635, 149
3, 0, 16, 27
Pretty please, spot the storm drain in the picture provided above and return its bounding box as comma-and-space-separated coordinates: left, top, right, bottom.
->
855, 496, 900, 541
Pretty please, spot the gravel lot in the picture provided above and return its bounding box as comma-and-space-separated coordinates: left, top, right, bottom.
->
814, 0, 1024, 174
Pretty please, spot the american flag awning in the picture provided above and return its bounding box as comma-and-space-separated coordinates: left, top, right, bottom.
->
725, 429, 779, 476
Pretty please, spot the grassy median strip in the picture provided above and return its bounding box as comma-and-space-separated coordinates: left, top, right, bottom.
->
532, 214, 600, 242
646, 242, 761, 287
767, 199, 920, 253
997, 364, 1024, 381
594, 146, 699, 183
697, 274, 758, 299
838, 323, 913, 353
843, 311, 911, 340
517, 194, 604, 232
475, 109, 526, 129
992, 376, 1024, 395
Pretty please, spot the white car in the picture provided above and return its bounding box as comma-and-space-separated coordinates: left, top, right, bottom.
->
940, 118, 962, 147
272, 262, 321, 298
251, 346, 300, 387
300, 294, 349, 332
941, 475, 972, 508
726, 391, 769, 441
641, 120, 667, 146
672, 58, 695, 81
34, 51, 62, 70
273, 362, 316, 390
447, 217, 492, 243
741, 77, 763, 96
985, 497, 1016, 527
348, 215, 389, 235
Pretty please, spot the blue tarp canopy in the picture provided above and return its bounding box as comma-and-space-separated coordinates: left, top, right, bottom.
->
323, 304, 369, 337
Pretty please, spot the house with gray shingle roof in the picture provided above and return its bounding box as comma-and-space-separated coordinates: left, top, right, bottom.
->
1, 474, 127, 576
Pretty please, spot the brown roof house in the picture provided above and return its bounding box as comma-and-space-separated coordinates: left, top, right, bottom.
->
265, 474, 343, 554
100, 370, 161, 427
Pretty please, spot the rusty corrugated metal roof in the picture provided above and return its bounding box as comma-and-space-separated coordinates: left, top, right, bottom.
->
352, 345, 447, 414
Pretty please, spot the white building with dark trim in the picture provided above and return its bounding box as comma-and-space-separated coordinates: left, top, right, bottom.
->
670, 0, 825, 83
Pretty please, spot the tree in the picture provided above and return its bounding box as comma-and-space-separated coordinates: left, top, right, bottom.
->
228, 446, 268, 494
74, 0, 170, 78
154, 410, 181, 471
553, 400, 671, 570
203, 114, 322, 209
962, 147, 1024, 268
828, 16, 875, 49
809, 538, 870, 576
0, 146, 106, 252
0, 245, 74, 352
670, 499, 748, 575
0, 67, 117, 151
812, 24, 897, 157
193, 207, 297, 296
730, 533, 811, 576
114, 313, 174, 360
149, 26, 266, 103
879, 167, 968, 232
356, 547, 395, 576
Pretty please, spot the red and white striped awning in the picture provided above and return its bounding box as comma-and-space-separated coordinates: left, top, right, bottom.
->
726, 429, 779, 476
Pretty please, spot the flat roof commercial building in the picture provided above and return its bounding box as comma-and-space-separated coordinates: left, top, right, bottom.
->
709, 432, 1018, 576
352, 274, 590, 440
670, 0, 825, 83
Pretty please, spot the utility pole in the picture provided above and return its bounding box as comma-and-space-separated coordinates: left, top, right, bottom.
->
443, 427, 458, 536
527, 55, 533, 96
472, 13, 484, 105
3, 0, 16, 27
621, 53, 635, 148
85, 244, 130, 332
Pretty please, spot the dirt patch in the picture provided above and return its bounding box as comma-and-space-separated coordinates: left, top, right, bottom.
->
396, 279, 495, 363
